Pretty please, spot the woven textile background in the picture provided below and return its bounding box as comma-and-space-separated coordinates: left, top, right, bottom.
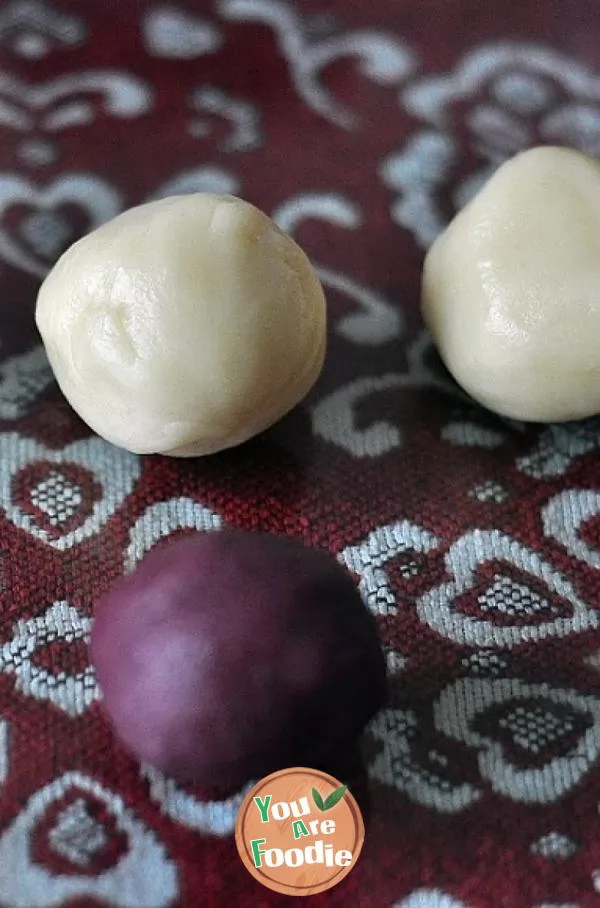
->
0, 1, 599, 906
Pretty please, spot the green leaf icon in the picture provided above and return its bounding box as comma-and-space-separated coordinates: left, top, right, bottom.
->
312, 788, 325, 811
323, 784, 348, 810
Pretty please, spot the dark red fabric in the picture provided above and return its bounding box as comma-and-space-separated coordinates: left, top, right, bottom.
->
0, 1, 600, 906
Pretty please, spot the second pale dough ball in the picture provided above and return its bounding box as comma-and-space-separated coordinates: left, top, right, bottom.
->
36, 194, 326, 456
422, 145, 600, 422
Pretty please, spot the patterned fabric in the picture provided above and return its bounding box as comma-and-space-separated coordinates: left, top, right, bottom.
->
0, 1, 599, 905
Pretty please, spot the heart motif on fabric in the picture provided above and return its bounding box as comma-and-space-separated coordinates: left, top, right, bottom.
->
434, 677, 600, 802
0, 175, 121, 277
339, 519, 440, 615
368, 707, 482, 814
0, 433, 140, 550
13, 461, 103, 541
0, 772, 178, 907
0, 601, 98, 717
416, 529, 599, 647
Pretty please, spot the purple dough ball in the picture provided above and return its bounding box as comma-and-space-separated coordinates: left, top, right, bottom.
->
90, 530, 386, 790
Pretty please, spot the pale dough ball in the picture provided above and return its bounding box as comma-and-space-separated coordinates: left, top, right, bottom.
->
422, 145, 600, 422
35, 194, 326, 455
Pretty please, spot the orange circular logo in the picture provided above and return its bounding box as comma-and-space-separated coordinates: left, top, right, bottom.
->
235, 767, 364, 896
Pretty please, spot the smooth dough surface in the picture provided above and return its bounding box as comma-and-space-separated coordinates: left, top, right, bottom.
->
36, 193, 326, 455
422, 145, 600, 422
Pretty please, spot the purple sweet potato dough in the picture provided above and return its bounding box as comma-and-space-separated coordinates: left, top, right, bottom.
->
90, 530, 387, 790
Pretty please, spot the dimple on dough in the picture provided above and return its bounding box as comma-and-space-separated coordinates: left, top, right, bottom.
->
35, 193, 327, 455
422, 145, 600, 422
